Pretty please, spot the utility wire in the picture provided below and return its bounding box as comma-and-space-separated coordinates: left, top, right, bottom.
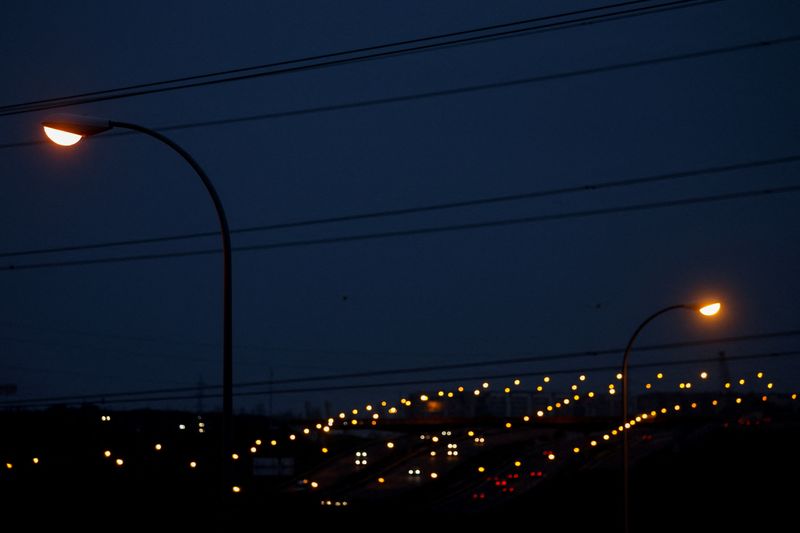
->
2, 154, 797, 260
4, 348, 798, 408
0, 0, 722, 116
2, 184, 798, 272
3, 30, 796, 152
3, 328, 797, 406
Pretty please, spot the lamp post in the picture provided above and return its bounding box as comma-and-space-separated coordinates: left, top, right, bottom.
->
621, 301, 720, 532
42, 114, 234, 490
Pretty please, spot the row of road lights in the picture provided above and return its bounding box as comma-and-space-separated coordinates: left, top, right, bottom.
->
42, 114, 723, 528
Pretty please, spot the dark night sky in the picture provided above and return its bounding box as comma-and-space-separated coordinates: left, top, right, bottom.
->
1, 0, 799, 414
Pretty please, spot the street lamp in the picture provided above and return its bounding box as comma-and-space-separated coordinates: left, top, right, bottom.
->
41, 113, 234, 488
621, 300, 720, 532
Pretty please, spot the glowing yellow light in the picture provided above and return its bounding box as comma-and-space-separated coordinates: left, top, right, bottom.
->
250, 447, 257, 453
381, 401, 387, 406
588, 391, 595, 398
232, 453, 239, 460
650, 410, 656, 417
691, 403, 697, 409
115, 459, 124, 466
609, 389, 616, 395
289, 434, 296, 440
387, 442, 395, 449
656, 372, 664, 379
546, 405, 553, 412
514, 460, 521, 467
686, 383, 692, 389
254, 439, 262, 446
679, 383, 685, 389
352, 409, 358, 415
473, 389, 481, 396
478, 466, 485, 473
661, 407, 667, 414
739, 379, 745, 386
590, 440, 597, 446
467, 430, 475, 437
698, 302, 721, 316
625, 423, 631, 429
482, 382, 489, 389
616, 373, 623, 380
536, 385, 544, 392
635, 416, 642, 422
310, 481, 319, 488
321, 448, 329, 454
630, 420, 636, 426
523, 415, 530, 422
641, 414, 648, 419
388, 407, 397, 414
420, 394, 429, 402
154, 443, 162, 451
563, 399, 570, 405
504, 387, 511, 394
365, 405, 373, 412
700, 371, 709, 380
514, 379, 521, 386
547, 453, 555, 461
430, 472, 438, 479
271, 440, 277, 446
555, 402, 562, 408
430, 451, 436, 456
103, 450, 111, 458
232, 486, 241, 493
674, 404, 681, 411
724, 382, 731, 389
767, 383, 774, 390
43, 126, 83, 146
505, 422, 512, 429
432, 436, 439, 443
543, 376, 551, 383
303, 428, 310, 434
712, 400, 718, 406
792, 394, 797, 400
378, 477, 385, 484
351, 419, 358, 425
338, 412, 346, 419
603, 434, 610, 441
574, 394, 580, 401
579, 375, 586, 381
536, 410, 544, 417
447, 392, 454, 398
756, 372, 764, 379
573, 447, 580, 453
645, 383, 652, 390
612, 430, 618, 435
5, 463, 12, 469
457, 386, 464, 392
571, 384, 578, 391
736, 397, 742, 404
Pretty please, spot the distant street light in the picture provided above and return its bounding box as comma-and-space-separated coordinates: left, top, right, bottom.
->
42, 113, 234, 489
621, 301, 721, 532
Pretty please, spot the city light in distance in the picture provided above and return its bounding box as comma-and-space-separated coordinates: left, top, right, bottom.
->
232, 486, 241, 493
154, 444, 162, 451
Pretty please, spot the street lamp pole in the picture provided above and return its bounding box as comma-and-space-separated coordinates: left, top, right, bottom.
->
42, 115, 234, 489
621, 301, 721, 533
